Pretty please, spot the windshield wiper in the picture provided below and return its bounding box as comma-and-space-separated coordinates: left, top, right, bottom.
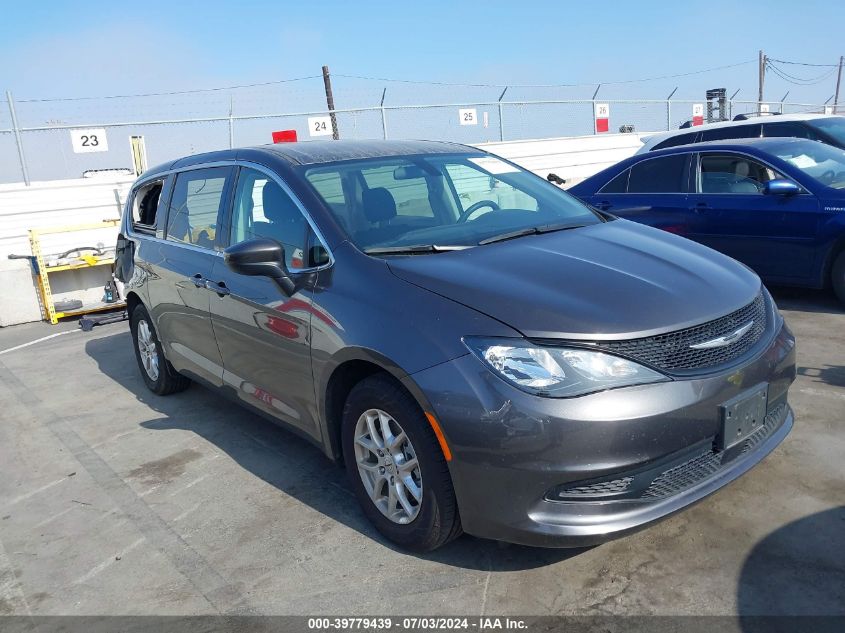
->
478, 223, 584, 246
364, 244, 470, 255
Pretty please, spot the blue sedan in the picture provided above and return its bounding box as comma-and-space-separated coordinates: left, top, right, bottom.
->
569, 138, 845, 303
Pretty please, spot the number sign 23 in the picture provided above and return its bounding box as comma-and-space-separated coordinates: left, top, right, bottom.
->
70, 128, 109, 153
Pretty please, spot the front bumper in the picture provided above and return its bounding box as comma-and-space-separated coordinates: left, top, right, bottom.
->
408, 317, 796, 547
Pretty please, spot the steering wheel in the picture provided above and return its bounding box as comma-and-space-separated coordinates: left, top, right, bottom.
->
819, 169, 836, 184
457, 200, 500, 223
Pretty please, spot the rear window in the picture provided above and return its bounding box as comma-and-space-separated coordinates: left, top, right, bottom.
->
166, 167, 230, 250
699, 124, 761, 141
599, 169, 629, 193
763, 122, 818, 140
652, 132, 698, 151
627, 155, 688, 193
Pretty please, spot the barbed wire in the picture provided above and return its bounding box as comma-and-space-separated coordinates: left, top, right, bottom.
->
335, 60, 758, 88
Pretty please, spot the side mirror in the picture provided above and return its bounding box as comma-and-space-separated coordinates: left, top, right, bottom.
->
224, 238, 295, 295
763, 179, 800, 196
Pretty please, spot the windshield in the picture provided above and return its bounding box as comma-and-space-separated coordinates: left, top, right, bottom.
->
769, 139, 845, 189
807, 117, 845, 147
302, 153, 601, 252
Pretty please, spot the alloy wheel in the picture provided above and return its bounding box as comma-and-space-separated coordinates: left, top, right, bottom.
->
353, 408, 423, 524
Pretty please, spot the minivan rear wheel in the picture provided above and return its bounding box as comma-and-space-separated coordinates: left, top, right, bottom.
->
341, 374, 461, 551
832, 251, 845, 305
130, 304, 190, 395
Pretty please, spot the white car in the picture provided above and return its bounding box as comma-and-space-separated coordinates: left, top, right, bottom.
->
637, 113, 845, 154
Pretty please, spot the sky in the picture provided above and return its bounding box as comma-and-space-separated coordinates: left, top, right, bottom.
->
1, 0, 844, 183
1, 0, 843, 105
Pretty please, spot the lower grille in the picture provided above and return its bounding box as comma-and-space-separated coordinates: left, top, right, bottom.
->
546, 402, 789, 503
642, 402, 789, 499
557, 477, 633, 498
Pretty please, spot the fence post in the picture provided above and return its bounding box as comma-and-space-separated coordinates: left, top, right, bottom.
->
590, 85, 602, 135
228, 96, 234, 149
665, 88, 677, 132
497, 87, 508, 142
380, 88, 388, 139
6, 91, 30, 186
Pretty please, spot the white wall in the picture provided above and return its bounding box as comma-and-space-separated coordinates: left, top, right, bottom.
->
477, 132, 647, 188
0, 174, 132, 326
0, 133, 648, 327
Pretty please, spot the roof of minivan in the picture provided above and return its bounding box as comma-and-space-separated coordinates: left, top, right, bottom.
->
141, 139, 476, 179
640, 113, 837, 149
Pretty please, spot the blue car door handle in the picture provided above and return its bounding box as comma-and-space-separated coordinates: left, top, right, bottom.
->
692, 202, 711, 212
596, 200, 612, 211
191, 273, 206, 288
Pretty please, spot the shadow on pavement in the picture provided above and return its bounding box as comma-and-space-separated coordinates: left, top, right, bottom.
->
767, 285, 843, 315
737, 506, 845, 616
85, 330, 583, 571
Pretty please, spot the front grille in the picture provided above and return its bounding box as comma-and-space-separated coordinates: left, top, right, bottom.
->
595, 292, 767, 372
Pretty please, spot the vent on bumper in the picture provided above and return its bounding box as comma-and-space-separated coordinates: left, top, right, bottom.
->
547, 403, 788, 503
593, 292, 767, 373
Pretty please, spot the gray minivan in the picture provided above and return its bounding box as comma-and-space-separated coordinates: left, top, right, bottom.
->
115, 140, 796, 551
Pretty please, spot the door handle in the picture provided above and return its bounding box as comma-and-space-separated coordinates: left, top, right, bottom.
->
191, 274, 205, 288
205, 280, 230, 296
691, 202, 711, 212
596, 201, 612, 211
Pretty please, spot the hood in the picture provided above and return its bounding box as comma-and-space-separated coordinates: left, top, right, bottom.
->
387, 220, 761, 340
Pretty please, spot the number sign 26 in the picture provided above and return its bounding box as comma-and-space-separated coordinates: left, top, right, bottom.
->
70, 128, 109, 153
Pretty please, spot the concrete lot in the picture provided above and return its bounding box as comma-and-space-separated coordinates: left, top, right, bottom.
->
0, 288, 843, 617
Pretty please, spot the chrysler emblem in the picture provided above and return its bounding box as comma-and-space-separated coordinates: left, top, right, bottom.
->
689, 321, 754, 350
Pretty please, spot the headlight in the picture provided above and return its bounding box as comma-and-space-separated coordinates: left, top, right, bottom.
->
463, 337, 669, 397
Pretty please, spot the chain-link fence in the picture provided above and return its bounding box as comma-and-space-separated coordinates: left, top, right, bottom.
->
0, 86, 837, 185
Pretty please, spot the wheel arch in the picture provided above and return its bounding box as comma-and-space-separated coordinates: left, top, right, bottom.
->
318, 349, 437, 462
821, 233, 845, 288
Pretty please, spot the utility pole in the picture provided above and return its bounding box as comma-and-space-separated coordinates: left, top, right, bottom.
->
834, 56, 844, 114
758, 49, 766, 111
322, 65, 339, 140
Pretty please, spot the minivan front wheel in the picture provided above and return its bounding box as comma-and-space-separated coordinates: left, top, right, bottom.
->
130, 305, 190, 396
342, 374, 461, 551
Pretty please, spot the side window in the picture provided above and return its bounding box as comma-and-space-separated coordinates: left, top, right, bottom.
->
698, 154, 783, 194
131, 180, 164, 232
166, 168, 230, 250
763, 122, 817, 141
445, 163, 538, 213
599, 169, 629, 194
231, 168, 310, 270
652, 132, 698, 151
627, 155, 689, 193
361, 165, 434, 217
700, 124, 761, 142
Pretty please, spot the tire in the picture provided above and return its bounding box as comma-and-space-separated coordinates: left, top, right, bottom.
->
833, 251, 845, 306
342, 374, 462, 551
129, 304, 190, 396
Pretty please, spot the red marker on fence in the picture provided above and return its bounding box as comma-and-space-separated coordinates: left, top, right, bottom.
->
272, 130, 298, 143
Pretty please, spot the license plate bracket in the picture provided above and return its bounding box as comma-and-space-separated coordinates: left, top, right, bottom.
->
718, 384, 769, 451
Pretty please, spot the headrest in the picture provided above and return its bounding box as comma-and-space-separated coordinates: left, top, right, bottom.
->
734, 161, 750, 178
362, 187, 397, 223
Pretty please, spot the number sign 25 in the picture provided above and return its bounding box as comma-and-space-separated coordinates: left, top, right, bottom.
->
458, 108, 477, 126
70, 128, 109, 153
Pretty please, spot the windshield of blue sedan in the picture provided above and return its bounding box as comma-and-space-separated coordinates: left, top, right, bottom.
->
302, 154, 601, 252
770, 140, 845, 189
